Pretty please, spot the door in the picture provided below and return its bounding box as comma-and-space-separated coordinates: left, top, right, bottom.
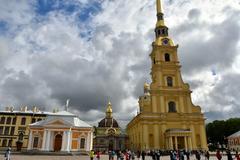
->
54, 134, 62, 151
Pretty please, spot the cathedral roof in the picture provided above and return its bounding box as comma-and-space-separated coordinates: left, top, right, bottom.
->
98, 117, 119, 128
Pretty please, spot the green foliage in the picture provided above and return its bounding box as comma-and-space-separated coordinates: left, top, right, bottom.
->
206, 118, 240, 147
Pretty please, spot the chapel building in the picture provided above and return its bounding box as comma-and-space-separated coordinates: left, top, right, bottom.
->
27, 110, 93, 153
127, 0, 208, 151
93, 102, 128, 152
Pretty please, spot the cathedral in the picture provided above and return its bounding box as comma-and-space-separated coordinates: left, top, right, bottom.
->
126, 0, 208, 151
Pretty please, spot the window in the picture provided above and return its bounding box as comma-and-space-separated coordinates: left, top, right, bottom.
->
167, 77, 173, 87
168, 101, 177, 112
8, 140, 12, 147
37, 118, 42, 121
2, 139, 7, 147
18, 133, 24, 141
0, 126, 3, 134
0, 117, 5, 124
31, 118, 36, 123
4, 127, 10, 135
6, 117, 11, 124
80, 138, 85, 149
33, 137, 39, 148
12, 117, 16, 125
21, 117, 26, 125
153, 58, 156, 64
165, 53, 170, 62
10, 127, 15, 135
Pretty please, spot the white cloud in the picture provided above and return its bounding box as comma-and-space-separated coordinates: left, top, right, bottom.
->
0, 0, 239, 126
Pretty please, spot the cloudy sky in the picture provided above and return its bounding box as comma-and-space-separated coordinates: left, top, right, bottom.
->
0, 0, 240, 127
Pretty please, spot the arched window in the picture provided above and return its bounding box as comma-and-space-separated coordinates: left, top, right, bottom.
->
165, 53, 170, 61
21, 117, 26, 125
168, 101, 177, 112
167, 77, 173, 87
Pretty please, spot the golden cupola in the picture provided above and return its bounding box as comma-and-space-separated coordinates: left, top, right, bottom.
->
106, 101, 113, 118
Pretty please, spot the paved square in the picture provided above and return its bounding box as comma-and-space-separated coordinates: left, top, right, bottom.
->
0, 154, 228, 160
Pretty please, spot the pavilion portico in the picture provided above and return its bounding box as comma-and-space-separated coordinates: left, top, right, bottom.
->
165, 129, 192, 150
27, 111, 93, 153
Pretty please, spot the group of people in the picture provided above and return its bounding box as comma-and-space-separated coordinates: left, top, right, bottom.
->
89, 149, 147, 160
216, 150, 240, 160
89, 149, 240, 160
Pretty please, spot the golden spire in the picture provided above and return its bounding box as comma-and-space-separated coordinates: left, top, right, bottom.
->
156, 0, 166, 28
155, 0, 169, 38
156, 0, 162, 14
106, 101, 113, 118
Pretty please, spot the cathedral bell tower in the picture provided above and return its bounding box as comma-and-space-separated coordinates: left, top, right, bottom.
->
127, 0, 208, 151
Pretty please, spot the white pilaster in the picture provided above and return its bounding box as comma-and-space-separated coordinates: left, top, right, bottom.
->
27, 130, 33, 150
61, 131, 67, 151
45, 130, 51, 151
41, 130, 47, 150
66, 130, 71, 152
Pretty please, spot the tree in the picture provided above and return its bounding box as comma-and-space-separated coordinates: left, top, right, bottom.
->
206, 118, 240, 149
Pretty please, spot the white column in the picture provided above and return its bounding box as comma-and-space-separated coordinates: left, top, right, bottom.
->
169, 137, 173, 150
49, 132, 53, 151
184, 136, 188, 150
27, 130, 33, 150
45, 130, 51, 151
86, 132, 90, 151
90, 131, 93, 150
41, 130, 47, 150
61, 131, 67, 151
66, 130, 71, 152
86, 131, 93, 151
174, 136, 178, 150
188, 136, 193, 150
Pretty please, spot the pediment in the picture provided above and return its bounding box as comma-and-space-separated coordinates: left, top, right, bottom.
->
47, 120, 66, 126
44, 119, 72, 127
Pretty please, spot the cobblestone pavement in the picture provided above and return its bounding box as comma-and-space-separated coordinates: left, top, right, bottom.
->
0, 154, 229, 160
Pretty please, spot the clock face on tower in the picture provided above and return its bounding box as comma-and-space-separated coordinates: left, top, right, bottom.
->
162, 38, 169, 45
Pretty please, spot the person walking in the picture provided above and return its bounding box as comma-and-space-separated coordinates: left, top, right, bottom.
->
89, 150, 95, 160
4, 147, 11, 160
226, 150, 233, 160
216, 150, 222, 160
141, 150, 146, 160
136, 150, 141, 160
185, 150, 190, 160
195, 150, 201, 160
96, 151, 100, 160
205, 151, 210, 160
235, 151, 240, 160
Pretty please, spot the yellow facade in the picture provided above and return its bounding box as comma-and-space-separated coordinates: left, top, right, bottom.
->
127, 0, 208, 151
0, 106, 47, 150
